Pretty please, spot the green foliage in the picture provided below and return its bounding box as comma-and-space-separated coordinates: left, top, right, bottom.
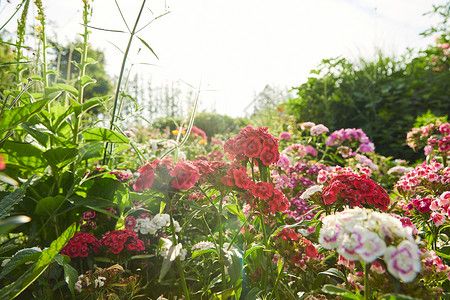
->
413, 110, 448, 128
152, 112, 248, 139
49, 42, 114, 102
286, 49, 450, 162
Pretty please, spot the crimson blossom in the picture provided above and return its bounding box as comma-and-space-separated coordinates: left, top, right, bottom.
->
133, 158, 201, 192
224, 126, 280, 166
60, 232, 100, 258
322, 173, 390, 211
101, 229, 145, 254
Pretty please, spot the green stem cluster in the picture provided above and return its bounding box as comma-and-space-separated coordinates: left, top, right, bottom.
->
103, 0, 147, 166
73, 0, 92, 146
168, 207, 190, 299
34, 0, 48, 88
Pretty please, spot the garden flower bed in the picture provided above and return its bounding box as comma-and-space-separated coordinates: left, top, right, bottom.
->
1, 0, 449, 299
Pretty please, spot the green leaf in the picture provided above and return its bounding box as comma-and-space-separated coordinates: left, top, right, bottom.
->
313, 268, 346, 290
137, 36, 159, 59
0, 223, 76, 299
0, 248, 41, 279
79, 142, 103, 161
378, 294, 422, 300
225, 204, 246, 221
85, 57, 97, 64
80, 75, 96, 88
46, 83, 79, 98
82, 127, 129, 143
33, 223, 77, 271
322, 284, 360, 300
0, 215, 31, 234
34, 195, 65, 216
159, 257, 174, 282
244, 244, 264, 258
62, 262, 78, 298
0, 98, 56, 134
42, 147, 79, 170
0, 177, 34, 218
20, 122, 50, 147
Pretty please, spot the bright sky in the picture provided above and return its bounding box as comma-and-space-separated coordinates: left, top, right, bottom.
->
0, 0, 446, 117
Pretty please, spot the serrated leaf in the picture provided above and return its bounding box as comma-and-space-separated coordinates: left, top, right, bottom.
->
82, 127, 129, 143
0, 98, 55, 134
0, 248, 41, 279
0, 223, 76, 299
20, 122, 49, 147
0, 177, 34, 218
0, 141, 46, 175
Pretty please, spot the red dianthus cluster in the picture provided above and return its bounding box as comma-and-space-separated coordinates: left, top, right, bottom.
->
224, 126, 280, 166
219, 163, 289, 213
101, 230, 145, 254
272, 228, 322, 272
322, 174, 390, 211
133, 158, 201, 192
61, 232, 100, 258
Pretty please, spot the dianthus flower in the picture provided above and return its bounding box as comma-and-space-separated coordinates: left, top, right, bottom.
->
224, 126, 280, 166
325, 128, 375, 154
61, 232, 100, 258
319, 207, 421, 283
310, 124, 329, 136
169, 160, 201, 190
101, 230, 145, 254
321, 173, 390, 210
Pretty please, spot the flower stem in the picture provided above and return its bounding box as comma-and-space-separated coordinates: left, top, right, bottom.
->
364, 262, 371, 300
169, 209, 190, 300
218, 195, 227, 291
103, 0, 147, 166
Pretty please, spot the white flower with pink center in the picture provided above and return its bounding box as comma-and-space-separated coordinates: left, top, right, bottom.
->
338, 229, 365, 261
337, 231, 362, 260
384, 240, 421, 283
355, 231, 386, 263
319, 216, 343, 249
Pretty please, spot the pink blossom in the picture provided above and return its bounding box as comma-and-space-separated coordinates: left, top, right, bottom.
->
430, 212, 446, 226
424, 145, 434, 156
310, 124, 329, 136
279, 131, 291, 140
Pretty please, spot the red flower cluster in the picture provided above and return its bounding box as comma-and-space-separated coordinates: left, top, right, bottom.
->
272, 228, 322, 272
219, 163, 289, 214
169, 161, 201, 190
101, 229, 145, 254
61, 232, 100, 258
133, 158, 201, 192
322, 174, 390, 211
224, 126, 280, 166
